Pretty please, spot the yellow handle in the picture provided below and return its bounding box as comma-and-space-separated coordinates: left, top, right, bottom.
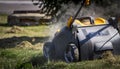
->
85, 0, 90, 5
67, 16, 73, 28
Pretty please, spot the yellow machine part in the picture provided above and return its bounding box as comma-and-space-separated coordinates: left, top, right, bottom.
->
85, 0, 90, 5
74, 17, 106, 26
94, 17, 106, 25
67, 16, 73, 28
57, 29, 60, 32
74, 20, 91, 26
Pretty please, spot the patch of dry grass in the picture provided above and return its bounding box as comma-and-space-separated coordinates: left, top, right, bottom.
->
16, 40, 43, 50
7, 25, 26, 33
102, 51, 116, 64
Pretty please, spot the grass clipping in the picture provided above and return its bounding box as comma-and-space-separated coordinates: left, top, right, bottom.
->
102, 51, 116, 64
6, 26, 33, 34
16, 41, 43, 50
16, 41, 33, 48
7, 26, 24, 33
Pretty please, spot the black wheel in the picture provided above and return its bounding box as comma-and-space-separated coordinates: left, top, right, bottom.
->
64, 43, 79, 62
43, 42, 55, 60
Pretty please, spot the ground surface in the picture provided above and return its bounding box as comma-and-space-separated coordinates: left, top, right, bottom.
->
0, 14, 120, 69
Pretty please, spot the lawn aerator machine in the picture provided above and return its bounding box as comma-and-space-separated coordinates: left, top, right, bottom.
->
43, 0, 120, 62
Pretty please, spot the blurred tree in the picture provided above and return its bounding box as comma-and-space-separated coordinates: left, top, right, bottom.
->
93, 0, 115, 7
32, 0, 83, 16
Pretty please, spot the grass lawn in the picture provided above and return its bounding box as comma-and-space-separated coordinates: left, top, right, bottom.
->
0, 14, 120, 69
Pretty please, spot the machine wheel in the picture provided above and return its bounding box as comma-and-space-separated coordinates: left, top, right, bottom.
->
43, 42, 55, 60
64, 43, 79, 62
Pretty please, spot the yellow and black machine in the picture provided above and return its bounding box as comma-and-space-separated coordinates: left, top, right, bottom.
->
43, 0, 120, 62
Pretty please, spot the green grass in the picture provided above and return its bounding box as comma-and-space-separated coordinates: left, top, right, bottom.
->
0, 48, 44, 69
0, 14, 120, 69
0, 14, 7, 24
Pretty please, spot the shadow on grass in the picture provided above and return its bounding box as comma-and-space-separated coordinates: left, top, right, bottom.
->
0, 23, 9, 27
0, 22, 50, 27
0, 36, 49, 48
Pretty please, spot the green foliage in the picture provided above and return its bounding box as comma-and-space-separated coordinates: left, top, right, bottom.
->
0, 14, 7, 24
93, 0, 115, 7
